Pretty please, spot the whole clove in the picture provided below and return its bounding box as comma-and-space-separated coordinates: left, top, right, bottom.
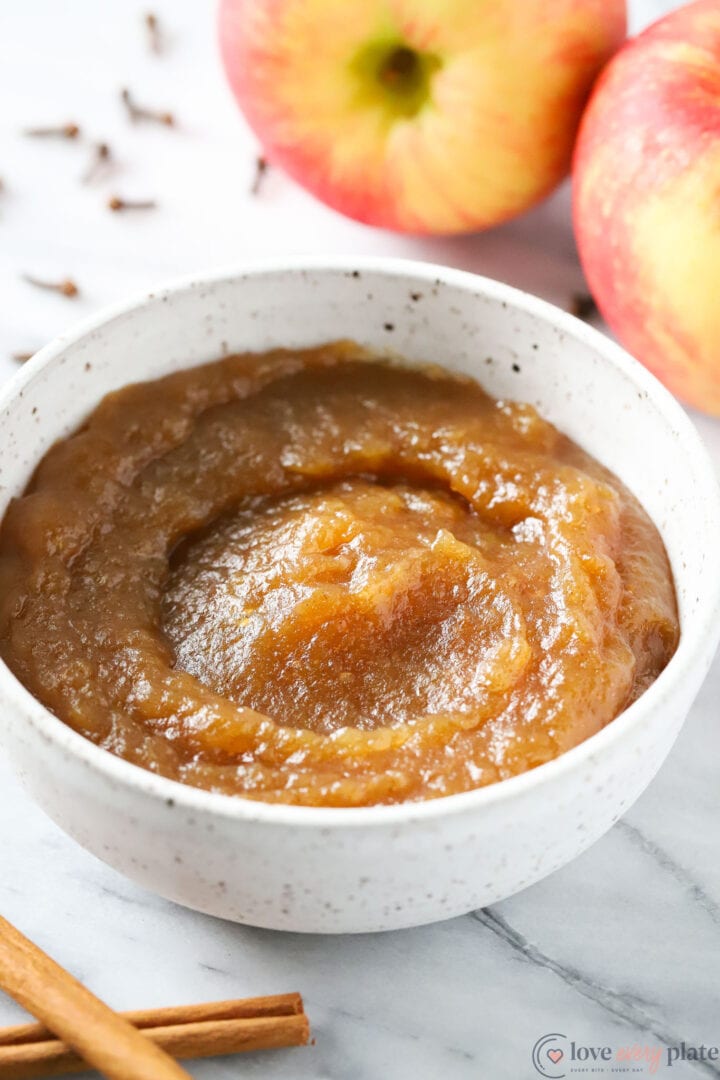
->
24, 122, 80, 140
108, 195, 157, 212
145, 11, 163, 54
22, 274, 79, 298
251, 156, 269, 196
120, 87, 174, 126
569, 292, 599, 322
83, 142, 112, 184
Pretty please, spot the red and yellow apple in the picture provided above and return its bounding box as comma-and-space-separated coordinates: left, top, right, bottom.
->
574, 0, 720, 414
219, 0, 625, 235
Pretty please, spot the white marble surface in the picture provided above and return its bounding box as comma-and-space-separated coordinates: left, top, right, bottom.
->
1, 2, 719, 1077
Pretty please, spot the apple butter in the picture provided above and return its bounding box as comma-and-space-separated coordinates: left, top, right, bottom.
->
0, 343, 679, 806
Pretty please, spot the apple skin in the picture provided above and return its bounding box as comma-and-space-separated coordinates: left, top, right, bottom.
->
574, 0, 720, 414
219, 0, 625, 235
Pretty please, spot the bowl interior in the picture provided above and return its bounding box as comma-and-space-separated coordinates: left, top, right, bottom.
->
0, 261, 714, 648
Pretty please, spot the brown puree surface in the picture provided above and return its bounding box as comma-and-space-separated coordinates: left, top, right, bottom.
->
0, 343, 679, 807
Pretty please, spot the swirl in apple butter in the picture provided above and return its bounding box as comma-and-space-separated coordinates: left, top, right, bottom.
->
0, 343, 679, 806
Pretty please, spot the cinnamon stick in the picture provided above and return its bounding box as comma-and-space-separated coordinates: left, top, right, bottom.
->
0, 1014, 309, 1078
0, 916, 192, 1080
0, 993, 303, 1045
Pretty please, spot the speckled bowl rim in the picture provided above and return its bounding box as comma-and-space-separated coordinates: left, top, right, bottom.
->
2, 256, 719, 828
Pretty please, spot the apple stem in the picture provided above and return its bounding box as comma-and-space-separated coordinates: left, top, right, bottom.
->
379, 46, 419, 87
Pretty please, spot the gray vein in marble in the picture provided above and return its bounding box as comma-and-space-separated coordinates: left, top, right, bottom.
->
95, 883, 153, 908
617, 820, 720, 929
197, 961, 236, 978
472, 907, 720, 1078
67, 871, 174, 916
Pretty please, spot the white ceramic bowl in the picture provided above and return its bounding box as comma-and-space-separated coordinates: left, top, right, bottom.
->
1, 259, 719, 934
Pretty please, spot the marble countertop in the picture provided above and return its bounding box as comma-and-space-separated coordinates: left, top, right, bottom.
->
1, 2, 718, 1077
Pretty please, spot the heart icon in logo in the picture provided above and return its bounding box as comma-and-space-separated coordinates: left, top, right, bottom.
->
547, 1049, 564, 1064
